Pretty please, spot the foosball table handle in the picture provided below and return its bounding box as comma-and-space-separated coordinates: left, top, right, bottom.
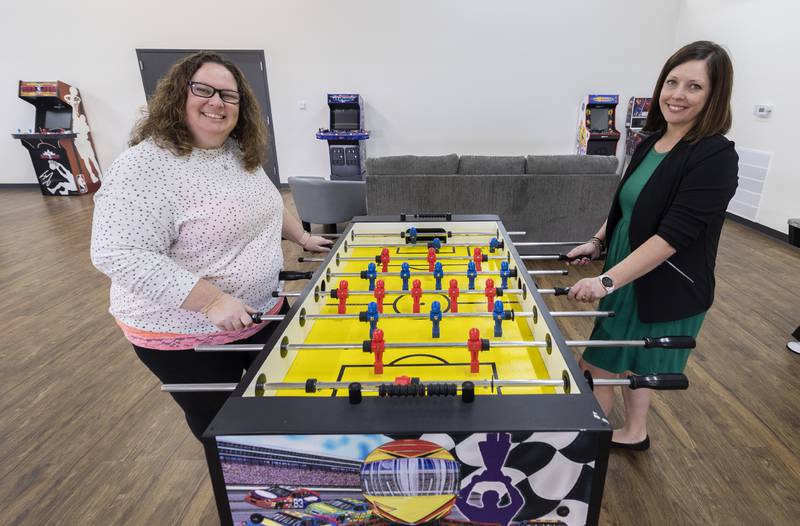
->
279, 270, 313, 281
250, 312, 285, 323
627, 373, 689, 390
643, 336, 696, 349
583, 370, 689, 391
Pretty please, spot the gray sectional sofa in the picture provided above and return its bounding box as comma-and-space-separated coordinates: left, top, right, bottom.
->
365, 154, 621, 253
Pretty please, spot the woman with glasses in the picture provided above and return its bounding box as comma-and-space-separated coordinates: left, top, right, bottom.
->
91, 51, 331, 442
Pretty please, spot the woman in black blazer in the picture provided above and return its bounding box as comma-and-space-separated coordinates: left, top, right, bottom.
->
566, 41, 739, 450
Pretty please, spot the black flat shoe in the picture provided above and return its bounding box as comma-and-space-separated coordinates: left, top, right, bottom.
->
610, 435, 650, 451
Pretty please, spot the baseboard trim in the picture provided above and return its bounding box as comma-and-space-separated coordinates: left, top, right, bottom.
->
726, 212, 789, 243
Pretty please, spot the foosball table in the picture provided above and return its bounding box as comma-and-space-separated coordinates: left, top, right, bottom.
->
166, 215, 690, 526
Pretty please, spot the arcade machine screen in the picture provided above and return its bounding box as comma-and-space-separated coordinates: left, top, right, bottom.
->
589, 108, 610, 132
45, 109, 72, 130
332, 108, 359, 130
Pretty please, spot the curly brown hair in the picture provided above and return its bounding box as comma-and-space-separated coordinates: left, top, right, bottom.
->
130, 51, 267, 171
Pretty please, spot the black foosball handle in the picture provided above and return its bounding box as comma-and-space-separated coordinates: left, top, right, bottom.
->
553, 287, 571, 296
400, 213, 453, 221
349, 382, 363, 404
643, 336, 696, 349
279, 271, 313, 281
628, 374, 689, 390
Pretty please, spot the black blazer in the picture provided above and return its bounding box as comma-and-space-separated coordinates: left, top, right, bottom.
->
605, 131, 739, 322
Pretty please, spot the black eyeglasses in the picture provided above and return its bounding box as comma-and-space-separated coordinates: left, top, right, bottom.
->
188, 81, 241, 104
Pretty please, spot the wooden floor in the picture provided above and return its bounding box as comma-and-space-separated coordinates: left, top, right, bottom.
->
1, 187, 799, 525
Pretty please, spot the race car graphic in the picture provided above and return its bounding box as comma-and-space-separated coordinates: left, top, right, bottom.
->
244, 486, 322, 509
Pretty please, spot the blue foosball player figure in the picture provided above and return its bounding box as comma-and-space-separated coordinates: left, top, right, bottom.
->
433, 261, 444, 290
467, 261, 477, 290
492, 300, 505, 337
489, 237, 502, 253
408, 226, 418, 244
428, 237, 442, 251
366, 262, 377, 291
500, 260, 511, 289
430, 301, 443, 338
400, 262, 411, 291
366, 301, 379, 338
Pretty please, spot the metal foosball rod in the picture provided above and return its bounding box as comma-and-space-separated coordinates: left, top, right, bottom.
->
538, 287, 571, 295
243, 308, 613, 325
514, 241, 584, 247
273, 286, 572, 298
349, 230, 525, 239
326, 269, 565, 278
162, 371, 689, 401
326, 269, 509, 278
300, 255, 511, 263
288, 335, 695, 352
283, 373, 688, 395
302, 254, 584, 264
194, 335, 694, 353
347, 240, 500, 249
275, 289, 525, 298
283, 310, 613, 321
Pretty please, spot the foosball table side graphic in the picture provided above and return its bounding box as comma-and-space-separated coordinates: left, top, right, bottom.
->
203, 215, 613, 526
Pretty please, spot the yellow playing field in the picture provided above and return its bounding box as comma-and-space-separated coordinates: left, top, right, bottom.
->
246, 220, 578, 398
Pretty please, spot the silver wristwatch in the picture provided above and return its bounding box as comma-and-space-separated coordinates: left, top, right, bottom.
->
598, 274, 615, 294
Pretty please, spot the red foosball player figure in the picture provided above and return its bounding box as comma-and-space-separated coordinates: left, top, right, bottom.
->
467, 327, 482, 373
485, 278, 496, 312
374, 279, 386, 313
380, 248, 390, 272
473, 247, 483, 272
411, 279, 423, 313
427, 247, 437, 272
337, 280, 349, 314
372, 328, 385, 374
448, 279, 460, 313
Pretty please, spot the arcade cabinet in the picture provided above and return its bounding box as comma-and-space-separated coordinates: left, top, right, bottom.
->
624, 97, 652, 164
315, 94, 369, 180
576, 94, 620, 156
12, 81, 102, 195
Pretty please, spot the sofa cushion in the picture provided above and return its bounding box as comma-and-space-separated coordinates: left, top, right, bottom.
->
366, 154, 459, 175
458, 155, 526, 175
526, 155, 619, 174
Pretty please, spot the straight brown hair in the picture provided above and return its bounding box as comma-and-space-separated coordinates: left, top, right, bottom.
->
130, 51, 268, 171
644, 41, 733, 142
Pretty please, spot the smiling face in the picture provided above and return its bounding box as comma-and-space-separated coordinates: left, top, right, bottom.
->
659, 59, 711, 133
185, 62, 239, 149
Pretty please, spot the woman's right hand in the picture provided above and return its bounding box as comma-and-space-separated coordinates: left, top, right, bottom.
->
566, 242, 601, 266
204, 294, 258, 331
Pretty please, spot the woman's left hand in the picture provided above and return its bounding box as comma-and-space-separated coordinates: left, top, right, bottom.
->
303, 235, 333, 253
568, 276, 608, 303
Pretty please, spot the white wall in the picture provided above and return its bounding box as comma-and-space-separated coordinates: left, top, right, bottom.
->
675, 0, 800, 234
1, 0, 680, 186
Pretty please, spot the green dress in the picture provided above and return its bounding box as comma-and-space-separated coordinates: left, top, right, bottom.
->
582, 147, 705, 375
